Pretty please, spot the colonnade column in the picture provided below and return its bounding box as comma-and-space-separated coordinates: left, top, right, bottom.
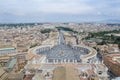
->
68, 59, 70, 63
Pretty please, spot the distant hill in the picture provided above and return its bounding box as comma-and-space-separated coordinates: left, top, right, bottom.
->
100, 19, 120, 23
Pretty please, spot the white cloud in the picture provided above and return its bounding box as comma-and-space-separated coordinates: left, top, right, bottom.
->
38, 2, 94, 14
0, 0, 120, 22
0, 0, 95, 15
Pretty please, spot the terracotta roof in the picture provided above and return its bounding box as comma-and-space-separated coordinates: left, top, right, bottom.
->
34, 55, 40, 60
26, 53, 34, 60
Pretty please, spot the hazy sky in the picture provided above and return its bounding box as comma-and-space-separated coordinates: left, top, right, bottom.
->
0, 0, 120, 23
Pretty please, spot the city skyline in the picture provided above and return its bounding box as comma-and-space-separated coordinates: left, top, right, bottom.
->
0, 1, 120, 79
0, 0, 120, 23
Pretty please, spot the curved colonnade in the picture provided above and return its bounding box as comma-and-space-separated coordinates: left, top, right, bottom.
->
73, 45, 97, 63
30, 44, 97, 64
